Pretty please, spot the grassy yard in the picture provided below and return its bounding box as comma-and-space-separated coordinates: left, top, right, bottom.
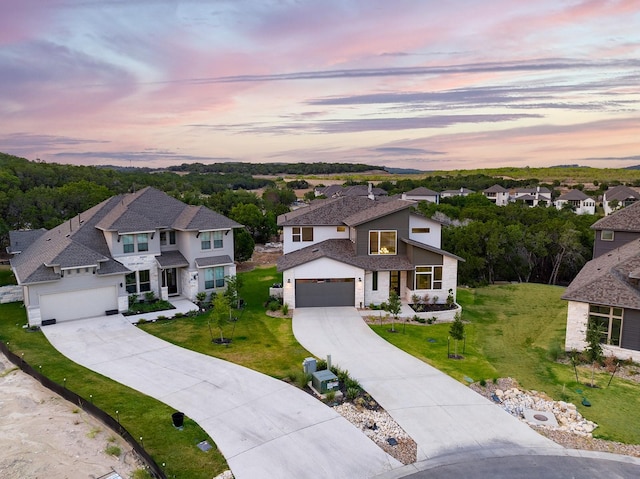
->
373, 283, 640, 444
139, 266, 308, 379
0, 302, 226, 479
0, 264, 16, 286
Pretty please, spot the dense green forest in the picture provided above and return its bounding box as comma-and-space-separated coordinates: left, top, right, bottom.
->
167, 161, 384, 175
2, 152, 634, 286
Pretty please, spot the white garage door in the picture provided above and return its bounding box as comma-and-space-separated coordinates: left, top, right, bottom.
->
40, 286, 118, 322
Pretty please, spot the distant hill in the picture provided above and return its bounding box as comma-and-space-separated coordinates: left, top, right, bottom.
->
385, 167, 425, 174
167, 162, 386, 175
626, 165, 640, 170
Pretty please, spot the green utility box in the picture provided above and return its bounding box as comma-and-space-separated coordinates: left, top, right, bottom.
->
312, 370, 339, 394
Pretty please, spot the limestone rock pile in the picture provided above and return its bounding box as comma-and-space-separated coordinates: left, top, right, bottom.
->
494, 387, 598, 436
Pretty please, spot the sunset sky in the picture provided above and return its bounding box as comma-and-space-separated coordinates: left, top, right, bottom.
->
2, 0, 639, 171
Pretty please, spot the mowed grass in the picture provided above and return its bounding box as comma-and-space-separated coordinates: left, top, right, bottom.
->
373, 283, 640, 444
140, 266, 310, 379
0, 264, 16, 286
0, 302, 226, 479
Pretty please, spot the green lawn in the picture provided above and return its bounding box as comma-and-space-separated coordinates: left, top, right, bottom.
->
373, 283, 640, 444
0, 303, 226, 479
0, 265, 16, 286
139, 266, 309, 379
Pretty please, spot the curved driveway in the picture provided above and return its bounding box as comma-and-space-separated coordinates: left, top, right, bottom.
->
292, 307, 560, 465
43, 315, 400, 479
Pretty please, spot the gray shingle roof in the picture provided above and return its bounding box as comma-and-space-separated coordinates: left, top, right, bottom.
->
404, 187, 439, 196
591, 200, 640, 232
7, 229, 46, 254
401, 238, 466, 262
604, 185, 640, 202
484, 184, 508, 193
156, 250, 189, 268
277, 196, 413, 227
557, 189, 590, 201
277, 239, 415, 272
11, 187, 239, 285
562, 238, 640, 309
195, 255, 233, 267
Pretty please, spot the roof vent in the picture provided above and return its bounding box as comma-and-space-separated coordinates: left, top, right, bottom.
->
312, 248, 319, 253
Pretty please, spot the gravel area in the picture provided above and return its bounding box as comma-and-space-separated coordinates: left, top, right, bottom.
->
470, 377, 640, 458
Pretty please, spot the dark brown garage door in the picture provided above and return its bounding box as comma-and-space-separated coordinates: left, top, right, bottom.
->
295, 278, 355, 307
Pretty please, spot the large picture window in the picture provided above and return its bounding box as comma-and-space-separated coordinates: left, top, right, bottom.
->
292, 227, 313, 242
126, 270, 151, 293
415, 266, 443, 290
122, 233, 149, 253
205, 267, 225, 289
589, 304, 623, 346
369, 230, 396, 255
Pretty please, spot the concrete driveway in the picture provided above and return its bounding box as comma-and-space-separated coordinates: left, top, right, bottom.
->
292, 307, 561, 466
43, 315, 401, 479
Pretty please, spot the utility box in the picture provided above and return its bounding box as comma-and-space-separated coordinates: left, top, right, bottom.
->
312, 370, 339, 394
302, 357, 317, 375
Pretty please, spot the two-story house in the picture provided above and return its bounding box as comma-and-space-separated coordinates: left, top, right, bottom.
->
512, 186, 552, 207
602, 185, 640, 216
401, 187, 440, 204
276, 195, 463, 309
562, 200, 640, 361
554, 189, 596, 215
9, 187, 241, 325
482, 185, 510, 206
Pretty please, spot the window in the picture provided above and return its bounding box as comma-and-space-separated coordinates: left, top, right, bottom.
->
160, 231, 176, 246
213, 231, 223, 249
126, 270, 151, 293
205, 267, 225, 289
601, 230, 614, 241
125, 272, 137, 293
138, 270, 151, 292
201, 232, 211, 250
292, 227, 313, 242
372, 271, 378, 291
589, 305, 623, 346
369, 230, 396, 255
137, 233, 148, 252
411, 227, 430, 234
123, 235, 134, 253
415, 266, 443, 290
337, 226, 346, 232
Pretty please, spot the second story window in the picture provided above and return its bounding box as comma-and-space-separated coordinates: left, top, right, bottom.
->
123, 235, 134, 253
160, 231, 176, 246
292, 227, 313, 242
369, 230, 396, 255
201, 232, 211, 250
601, 230, 614, 241
137, 233, 149, 252
213, 231, 223, 249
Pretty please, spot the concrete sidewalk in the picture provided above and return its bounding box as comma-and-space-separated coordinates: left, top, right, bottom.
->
292, 307, 560, 464
42, 315, 401, 479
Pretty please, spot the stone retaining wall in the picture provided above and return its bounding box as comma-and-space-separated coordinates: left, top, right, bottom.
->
0, 285, 23, 304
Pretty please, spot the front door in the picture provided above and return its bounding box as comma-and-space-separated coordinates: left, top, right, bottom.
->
390, 271, 400, 296
162, 268, 179, 296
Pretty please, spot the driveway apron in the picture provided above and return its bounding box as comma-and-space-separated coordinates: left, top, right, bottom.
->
42, 315, 401, 479
292, 307, 560, 464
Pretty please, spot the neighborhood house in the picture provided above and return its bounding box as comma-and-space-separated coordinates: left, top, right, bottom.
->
563, 200, 640, 361
276, 194, 463, 309
9, 187, 241, 326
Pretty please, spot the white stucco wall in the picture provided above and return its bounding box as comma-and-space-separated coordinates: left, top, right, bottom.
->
408, 215, 441, 248
282, 257, 363, 309
282, 225, 349, 253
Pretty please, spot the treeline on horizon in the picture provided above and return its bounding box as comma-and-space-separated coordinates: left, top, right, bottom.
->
1, 152, 637, 286
167, 161, 384, 175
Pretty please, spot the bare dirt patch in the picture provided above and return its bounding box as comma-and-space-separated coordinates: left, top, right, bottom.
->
0, 355, 143, 479
236, 244, 282, 272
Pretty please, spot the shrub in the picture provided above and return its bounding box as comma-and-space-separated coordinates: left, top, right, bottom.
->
431, 295, 439, 305
446, 289, 455, 307
195, 291, 207, 304
292, 371, 311, 389
345, 377, 361, 390
315, 359, 327, 370
173, 312, 185, 319
427, 316, 437, 324
325, 390, 336, 403
282, 303, 289, 315
479, 379, 486, 387
144, 291, 156, 303
413, 315, 426, 324
268, 300, 280, 312
547, 342, 565, 362
422, 293, 430, 304
128, 294, 137, 307
105, 444, 121, 457
346, 387, 360, 400
411, 294, 421, 305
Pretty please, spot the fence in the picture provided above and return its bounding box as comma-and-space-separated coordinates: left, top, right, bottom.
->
0, 341, 167, 479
